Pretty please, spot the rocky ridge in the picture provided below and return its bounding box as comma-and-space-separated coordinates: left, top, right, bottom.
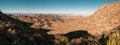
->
80, 2, 120, 36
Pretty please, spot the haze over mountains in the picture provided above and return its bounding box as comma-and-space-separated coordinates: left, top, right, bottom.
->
0, 1, 120, 45
6, 13, 90, 17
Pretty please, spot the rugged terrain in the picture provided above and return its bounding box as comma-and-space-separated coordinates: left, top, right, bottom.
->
0, 1, 120, 45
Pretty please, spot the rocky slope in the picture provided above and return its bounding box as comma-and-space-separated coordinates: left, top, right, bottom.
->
0, 11, 96, 45
15, 14, 63, 29
0, 1, 120, 45
35, 1, 120, 35
8, 2, 120, 36
80, 2, 120, 36
0, 11, 56, 45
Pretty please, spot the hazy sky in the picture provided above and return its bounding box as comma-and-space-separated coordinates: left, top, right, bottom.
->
0, 0, 117, 14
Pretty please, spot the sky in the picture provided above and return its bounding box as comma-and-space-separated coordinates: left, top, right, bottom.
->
0, 0, 118, 15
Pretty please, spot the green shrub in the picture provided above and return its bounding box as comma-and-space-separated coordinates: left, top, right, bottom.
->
59, 36, 69, 45
106, 30, 120, 45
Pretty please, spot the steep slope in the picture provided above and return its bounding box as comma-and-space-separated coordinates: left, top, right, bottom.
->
48, 2, 120, 35
0, 11, 55, 45
0, 11, 95, 45
81, 2, 120, 36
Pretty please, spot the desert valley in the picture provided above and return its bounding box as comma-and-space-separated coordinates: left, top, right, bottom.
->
0, 1, 120, 45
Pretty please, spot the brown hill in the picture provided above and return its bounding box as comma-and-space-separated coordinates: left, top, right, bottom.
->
0, 1, 120, 45
0, 11, 95, 45
7, 2, 120, 37
0, 10, 56, 45
16, 14, 63, 29
80, 2, 120, 36
48, 16, 86, 34
48, 2, 120, 35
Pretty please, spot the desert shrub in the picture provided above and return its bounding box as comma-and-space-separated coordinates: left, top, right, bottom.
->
79, 37, 99, 45
88, 40, 100, 45
106, 30, 120, 45
99, 30, 120, 45
0, 24, 6, 33
59, 36, 69, 45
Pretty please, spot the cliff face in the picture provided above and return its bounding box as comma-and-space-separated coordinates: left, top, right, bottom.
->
81, 2, 120, 36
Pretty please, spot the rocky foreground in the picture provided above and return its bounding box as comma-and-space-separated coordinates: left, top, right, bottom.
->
0, 1, 120, 45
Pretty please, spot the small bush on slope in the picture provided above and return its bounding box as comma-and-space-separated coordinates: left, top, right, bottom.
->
99, 30, 120, 45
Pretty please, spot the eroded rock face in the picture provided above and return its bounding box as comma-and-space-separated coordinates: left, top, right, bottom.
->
81, 2, 120, 36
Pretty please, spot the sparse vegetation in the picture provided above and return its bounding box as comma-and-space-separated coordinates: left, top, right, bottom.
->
99, 30, 120, 45
1, 12, 120, 45
0, 24, 6, 33
0, 1, 120, 45
60, 36, 69, 45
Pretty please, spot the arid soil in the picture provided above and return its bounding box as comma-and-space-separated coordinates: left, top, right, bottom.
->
48, 16, 87, 34
14, 2, 120, 36
0, 1, 120, 45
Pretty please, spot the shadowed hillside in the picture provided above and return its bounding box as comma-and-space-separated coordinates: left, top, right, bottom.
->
0, 1, 120, 45
0, 10, 96, 45
0, 10, 56, 45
